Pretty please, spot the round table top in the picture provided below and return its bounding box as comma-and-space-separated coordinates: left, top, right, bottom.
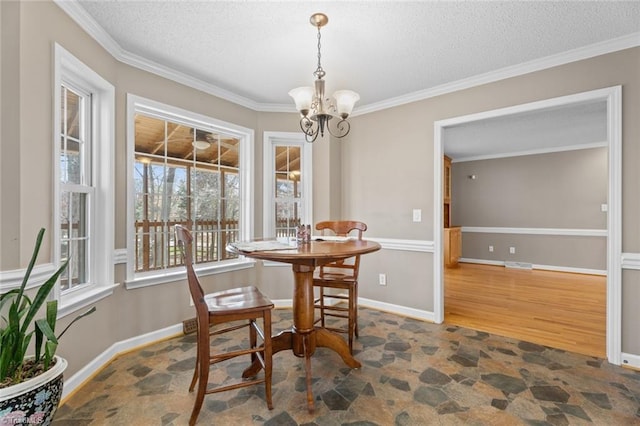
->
229, 239, 381, 266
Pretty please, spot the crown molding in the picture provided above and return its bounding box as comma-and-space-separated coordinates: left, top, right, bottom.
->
55, 1, 640, 115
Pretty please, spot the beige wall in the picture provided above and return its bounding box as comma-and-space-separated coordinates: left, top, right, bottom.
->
451, 148, 607, 269
452, 148, 608, 228
1, 0, 640, 379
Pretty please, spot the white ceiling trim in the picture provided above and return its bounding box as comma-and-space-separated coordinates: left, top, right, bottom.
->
451, 141, 608, 163
55, 1, 640, 116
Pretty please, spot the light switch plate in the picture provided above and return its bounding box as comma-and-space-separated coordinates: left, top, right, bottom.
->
412, 209, 422, 222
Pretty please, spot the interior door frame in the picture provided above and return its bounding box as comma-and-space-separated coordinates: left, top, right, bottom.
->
433, 86, 622, 365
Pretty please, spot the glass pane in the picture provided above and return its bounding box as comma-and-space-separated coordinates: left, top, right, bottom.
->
146, 163, 167, 221
135, 114, 167, 156
275, 201, 299, 238
275, 146, 288, 172
165, 164, 187, 221
224, 172, 240, 228
65, 88, 81, 140
216, 137, 239, 168
70, 193, 88, 238
289, 146, 301, 198
69, 237, 88, 287
60, 240, 70, 291
224, 171, 239, 200
275, 173, 294, 198
192, 229, 218, 263
60, 191, 70, 227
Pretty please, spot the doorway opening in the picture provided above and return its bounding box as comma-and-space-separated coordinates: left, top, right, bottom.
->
433, 86, 622, 365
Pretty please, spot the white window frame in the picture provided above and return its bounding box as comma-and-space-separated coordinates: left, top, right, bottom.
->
53, 43, 116, 317
125, 94, 255, 289
263, 132, 313, 239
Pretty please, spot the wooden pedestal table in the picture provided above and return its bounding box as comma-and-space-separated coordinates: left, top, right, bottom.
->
228, 239, 381, 412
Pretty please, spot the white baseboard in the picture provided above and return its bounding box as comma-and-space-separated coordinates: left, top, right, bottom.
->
62, 323, 183, 400
621, 352, 640, 370
459, 258, 606, 276
276, 296, 435, 323
358, 297, 435, 322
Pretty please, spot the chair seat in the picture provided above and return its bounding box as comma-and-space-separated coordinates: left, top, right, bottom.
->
314, 272, 357, 283
205, 286, 274, 314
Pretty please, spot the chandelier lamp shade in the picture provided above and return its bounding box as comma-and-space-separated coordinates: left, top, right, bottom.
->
289, 13, 360, 143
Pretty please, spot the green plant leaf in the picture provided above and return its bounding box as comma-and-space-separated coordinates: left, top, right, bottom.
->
19, 258, 68, 336
13, 228, 45, 313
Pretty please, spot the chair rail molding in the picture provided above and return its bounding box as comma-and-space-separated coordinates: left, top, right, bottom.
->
462, 227, 607, 237
621, 253, 640, 270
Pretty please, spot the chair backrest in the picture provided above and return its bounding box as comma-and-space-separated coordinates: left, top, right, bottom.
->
175, 225, 208, 319
315, 221, 367, 280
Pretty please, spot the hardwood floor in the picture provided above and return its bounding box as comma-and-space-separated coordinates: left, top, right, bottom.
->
444, 262, 606, 358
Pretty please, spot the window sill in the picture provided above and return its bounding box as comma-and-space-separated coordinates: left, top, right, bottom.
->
125, 259, 256, 290
59, 283, 120, 318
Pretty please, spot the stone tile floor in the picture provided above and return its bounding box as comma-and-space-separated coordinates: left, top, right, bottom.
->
53, 308, 640, 425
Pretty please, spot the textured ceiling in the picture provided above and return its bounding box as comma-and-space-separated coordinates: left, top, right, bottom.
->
60, 1, 639, 159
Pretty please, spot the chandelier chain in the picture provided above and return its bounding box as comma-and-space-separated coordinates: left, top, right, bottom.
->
315, 25, 323, 77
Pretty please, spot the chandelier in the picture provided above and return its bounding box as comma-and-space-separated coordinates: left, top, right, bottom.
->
289, 13, 360, 143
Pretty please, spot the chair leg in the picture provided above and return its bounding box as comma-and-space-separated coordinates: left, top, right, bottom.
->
319, 287, 326, 328
249, 319, 257, 366
348, 285, 354, 353
189, 323, 202, 392
263, 310, 273, 410
354, 282, 359, 338
190, 325, 210, 426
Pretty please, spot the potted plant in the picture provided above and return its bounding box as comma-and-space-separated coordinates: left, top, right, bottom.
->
0, 228, 95, 424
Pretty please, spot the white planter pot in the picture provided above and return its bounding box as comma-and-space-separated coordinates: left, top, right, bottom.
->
0, 356, 67, 425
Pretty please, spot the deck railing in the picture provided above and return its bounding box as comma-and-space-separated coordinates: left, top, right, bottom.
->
133, 218, 301, 272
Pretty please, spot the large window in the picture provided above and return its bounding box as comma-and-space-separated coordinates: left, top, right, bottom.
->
263, 132, 312, 238
54, 44, 115, 316
59, 83, 91, 292
127, 96, 253, 287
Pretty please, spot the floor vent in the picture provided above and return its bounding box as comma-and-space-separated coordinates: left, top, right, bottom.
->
182, 318, 198, 334
505, 261, 533, 270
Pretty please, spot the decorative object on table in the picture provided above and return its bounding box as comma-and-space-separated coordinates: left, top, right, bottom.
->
0, 228, 96, 425
289, 13, 359, 143
313, 220, 367, 353
296, 224, 311, 244
175, 225, 274, 426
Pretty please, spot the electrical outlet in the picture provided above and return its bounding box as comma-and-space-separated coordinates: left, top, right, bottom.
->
489, 245, 494, 252
509, 247, 516, 254
379, 273, 387, 286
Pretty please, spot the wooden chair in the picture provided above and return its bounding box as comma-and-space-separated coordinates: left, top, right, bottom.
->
174, 225, 274, 425
313, 220, 367, 353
